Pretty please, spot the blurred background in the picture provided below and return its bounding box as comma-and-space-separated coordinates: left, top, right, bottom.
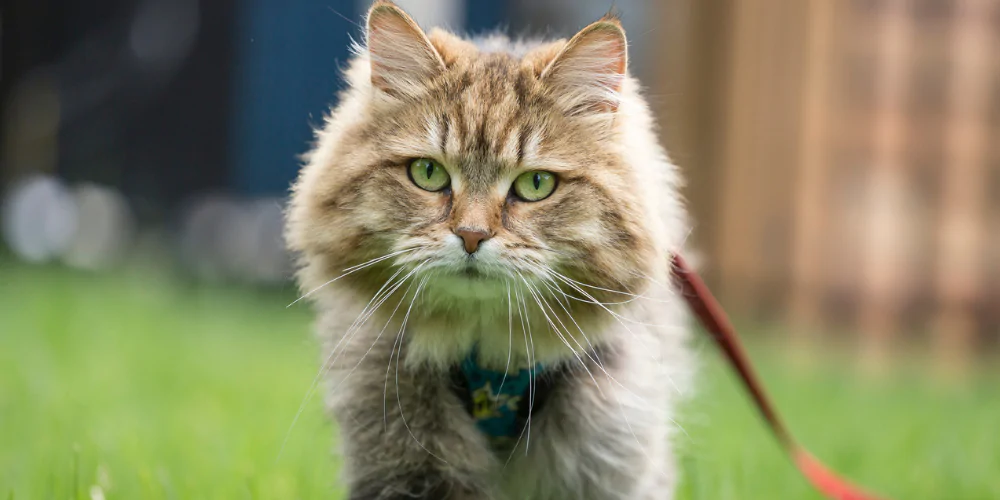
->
2, 0, 998, 498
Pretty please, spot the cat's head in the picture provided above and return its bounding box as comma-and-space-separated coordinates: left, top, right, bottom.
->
287, 1, 677, 334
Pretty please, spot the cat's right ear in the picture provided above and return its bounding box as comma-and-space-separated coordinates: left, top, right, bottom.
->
365, 1, 445, 98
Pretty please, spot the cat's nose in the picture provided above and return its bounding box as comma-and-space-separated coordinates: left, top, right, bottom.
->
454, 227, 492, 254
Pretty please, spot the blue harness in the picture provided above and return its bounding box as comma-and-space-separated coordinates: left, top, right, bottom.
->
450, 350, 556, 450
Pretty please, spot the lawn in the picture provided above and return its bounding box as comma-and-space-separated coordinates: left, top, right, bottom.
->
1, 262, 997, 499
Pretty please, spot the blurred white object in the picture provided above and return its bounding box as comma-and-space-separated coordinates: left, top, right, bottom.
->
179, 195, 292, 283
242, 198, 292, 284
179, 194, 243, 281
1, 175, 78, 262
62, 184, 135, 270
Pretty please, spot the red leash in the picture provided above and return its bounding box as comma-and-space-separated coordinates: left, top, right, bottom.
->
671, 253, 887, 500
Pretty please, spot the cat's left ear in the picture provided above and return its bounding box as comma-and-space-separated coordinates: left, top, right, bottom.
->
541, 16, 628, 115
366, 1, 446, 98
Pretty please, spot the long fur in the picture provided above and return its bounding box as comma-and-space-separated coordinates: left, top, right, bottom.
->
285, 2, 693, 498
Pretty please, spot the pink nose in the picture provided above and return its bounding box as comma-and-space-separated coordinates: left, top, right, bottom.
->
454, 228, 491, 254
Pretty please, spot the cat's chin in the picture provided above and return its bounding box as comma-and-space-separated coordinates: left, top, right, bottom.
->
425, 268, 510, 301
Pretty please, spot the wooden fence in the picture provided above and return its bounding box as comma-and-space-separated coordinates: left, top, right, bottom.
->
652, 0, 999, 360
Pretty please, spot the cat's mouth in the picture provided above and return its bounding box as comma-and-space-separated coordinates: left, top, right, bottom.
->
445, 261, 504, 283
426, 263, 508, 300
460, 266, 487, 280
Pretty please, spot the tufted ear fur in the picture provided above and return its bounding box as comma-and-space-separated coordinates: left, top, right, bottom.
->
366, 1, 445, 97
541, 16, 628, 115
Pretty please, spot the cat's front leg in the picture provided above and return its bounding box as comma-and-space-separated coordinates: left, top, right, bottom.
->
503, 349, 678, 500
327, 331, 493, 500
347, 476, 480, 500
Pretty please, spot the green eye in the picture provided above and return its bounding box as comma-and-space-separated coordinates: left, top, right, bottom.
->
408, 158, 450, 192
513, 171, 557, 201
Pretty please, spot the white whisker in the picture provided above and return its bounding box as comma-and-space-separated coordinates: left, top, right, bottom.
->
331, 263, 428, 400
536, 272, 684, 428
551, 271, 684, 396
276, 258, 417, 462
512, 278, 536, 455
287, 247, 417, 307
535, 276, 675, 480
519, 276, 603, 399
392, 279, 451, 465
379, 262, 431, 427
529, 267, 672, 326
319, 265, 411, 378
496, 279, 514, 398
558, 274, 673, 303
529, 264, 685, 400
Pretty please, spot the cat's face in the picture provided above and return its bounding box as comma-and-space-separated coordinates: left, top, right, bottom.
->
288, 3, 658, 319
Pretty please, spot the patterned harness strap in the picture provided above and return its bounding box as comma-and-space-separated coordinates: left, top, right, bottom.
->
450, 351, 559, 451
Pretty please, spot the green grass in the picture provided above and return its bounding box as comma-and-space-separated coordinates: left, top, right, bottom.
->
1, 263, 998, 499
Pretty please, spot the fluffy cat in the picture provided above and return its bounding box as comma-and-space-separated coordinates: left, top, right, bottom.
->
285, 2, 692, 498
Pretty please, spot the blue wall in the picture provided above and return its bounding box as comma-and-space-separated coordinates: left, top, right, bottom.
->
230, 0, 358, 196
230, 1, 509, 196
